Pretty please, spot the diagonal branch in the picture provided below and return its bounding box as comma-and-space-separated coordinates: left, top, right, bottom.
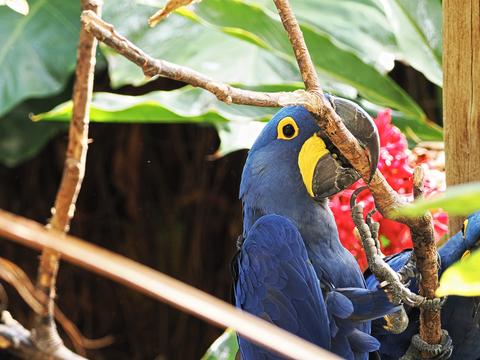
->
273, 0, 320, 92
0, 209, 339, 360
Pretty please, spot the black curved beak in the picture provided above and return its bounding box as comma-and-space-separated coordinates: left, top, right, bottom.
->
312, 94, 380, 199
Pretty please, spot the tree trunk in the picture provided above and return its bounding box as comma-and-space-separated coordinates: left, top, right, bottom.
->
443, 0, 480, 235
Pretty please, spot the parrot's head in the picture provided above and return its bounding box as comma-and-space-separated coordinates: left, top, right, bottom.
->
240, 95, 379, 215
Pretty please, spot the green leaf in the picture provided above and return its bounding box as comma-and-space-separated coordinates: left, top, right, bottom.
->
284, 0, 398, 73
0, 100, 67, 167
378, 0, 442, 86
185, 0, 424, 119
360, 101, 443, 145
34, 87, 275, 155
0, 0, 80, 116
395, 182, 480, 217
35, 85, 441, 156
201, 328, 238, 360
102, 0, 300, 88
0, 0, 29, 15
436, 249, 480, 297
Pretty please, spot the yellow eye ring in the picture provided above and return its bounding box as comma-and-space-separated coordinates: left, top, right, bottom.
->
277, 117, 299, 140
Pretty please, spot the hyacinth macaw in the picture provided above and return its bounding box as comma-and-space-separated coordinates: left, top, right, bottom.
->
233, 97, 401, 359
366, 212, 480, 360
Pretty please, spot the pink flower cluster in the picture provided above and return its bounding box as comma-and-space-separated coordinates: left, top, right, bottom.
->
329, 109, 448, 270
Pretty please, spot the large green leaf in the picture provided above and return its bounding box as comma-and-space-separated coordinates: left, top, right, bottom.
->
436, 249, 480, 297
0, 0, 79, 116
378, 0, 442, 86
35, 86, 441, 156
184, 0, 424, 119
396, 182, 480, 217
201, 328, 238, 360
102, 0, 300, 88
275, 0, 398, 73
34, 87, 276, 155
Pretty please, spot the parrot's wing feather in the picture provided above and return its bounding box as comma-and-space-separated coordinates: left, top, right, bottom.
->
235, 214, 331, 359
336, 288, 402, 322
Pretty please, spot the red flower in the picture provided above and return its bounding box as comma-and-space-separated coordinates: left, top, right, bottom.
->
329, 109, 448, 270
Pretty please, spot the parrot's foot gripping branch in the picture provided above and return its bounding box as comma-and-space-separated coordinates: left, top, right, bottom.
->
350, 187, 446, 310
350, 187, 454, 359
400, 330, 453, 360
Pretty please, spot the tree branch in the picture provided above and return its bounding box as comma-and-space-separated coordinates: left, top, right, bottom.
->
81, 10, 314, 109
411, 167, 442, 346
148, 0, 200, 27
0, 209, 339, 360
81, 3, 442, 348
272, 0, 320, 92
7, 0, 103, 358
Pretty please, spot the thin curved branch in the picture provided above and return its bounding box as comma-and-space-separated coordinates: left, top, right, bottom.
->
273, 0, 320, 92
81, 10, 317, 109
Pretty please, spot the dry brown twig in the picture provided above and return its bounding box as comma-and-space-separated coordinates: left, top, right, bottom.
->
82, 0, 441, 349
0, 258, 113, 355
0, 0, 101, 358
148, 0, 201, 27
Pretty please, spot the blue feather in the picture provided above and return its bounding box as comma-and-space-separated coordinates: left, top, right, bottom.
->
235, 214, 331, 359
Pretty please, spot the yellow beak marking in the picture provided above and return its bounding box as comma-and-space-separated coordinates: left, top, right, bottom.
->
298, 134, 329, 197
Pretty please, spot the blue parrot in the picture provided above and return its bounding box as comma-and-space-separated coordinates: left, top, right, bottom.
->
233, 98, 401, 359
365, 212, 480, 360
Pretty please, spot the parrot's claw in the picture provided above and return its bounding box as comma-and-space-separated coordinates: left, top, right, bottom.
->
398, 254, 420, 284
350, 187, 446, 311
419, 296, 447, 311
399, 330, 453, 360
398, 252, 442, 286
382, 307, 409, 334
379, 280, 446, 310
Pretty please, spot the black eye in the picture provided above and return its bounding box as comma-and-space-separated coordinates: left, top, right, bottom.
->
282, 124, 295, 138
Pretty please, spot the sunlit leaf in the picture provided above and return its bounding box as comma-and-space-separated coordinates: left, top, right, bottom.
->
34, 87, 275, 156
378, 0, 442, 86
102, 0, 300, 88
185, 0, 424, 119
0, 0, 79, 116
201, 328, 238, 360
1, 0, 29, 15
395, 182, 480, 217
35, 85, 442, 157
285, 0, 397, 73
436, 249, 480, 297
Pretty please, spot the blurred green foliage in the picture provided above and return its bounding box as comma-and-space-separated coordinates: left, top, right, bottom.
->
201, 328, 238, 360
396, 182, 480, 217
437, 248, 480, 297
0, 0, 442, 166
